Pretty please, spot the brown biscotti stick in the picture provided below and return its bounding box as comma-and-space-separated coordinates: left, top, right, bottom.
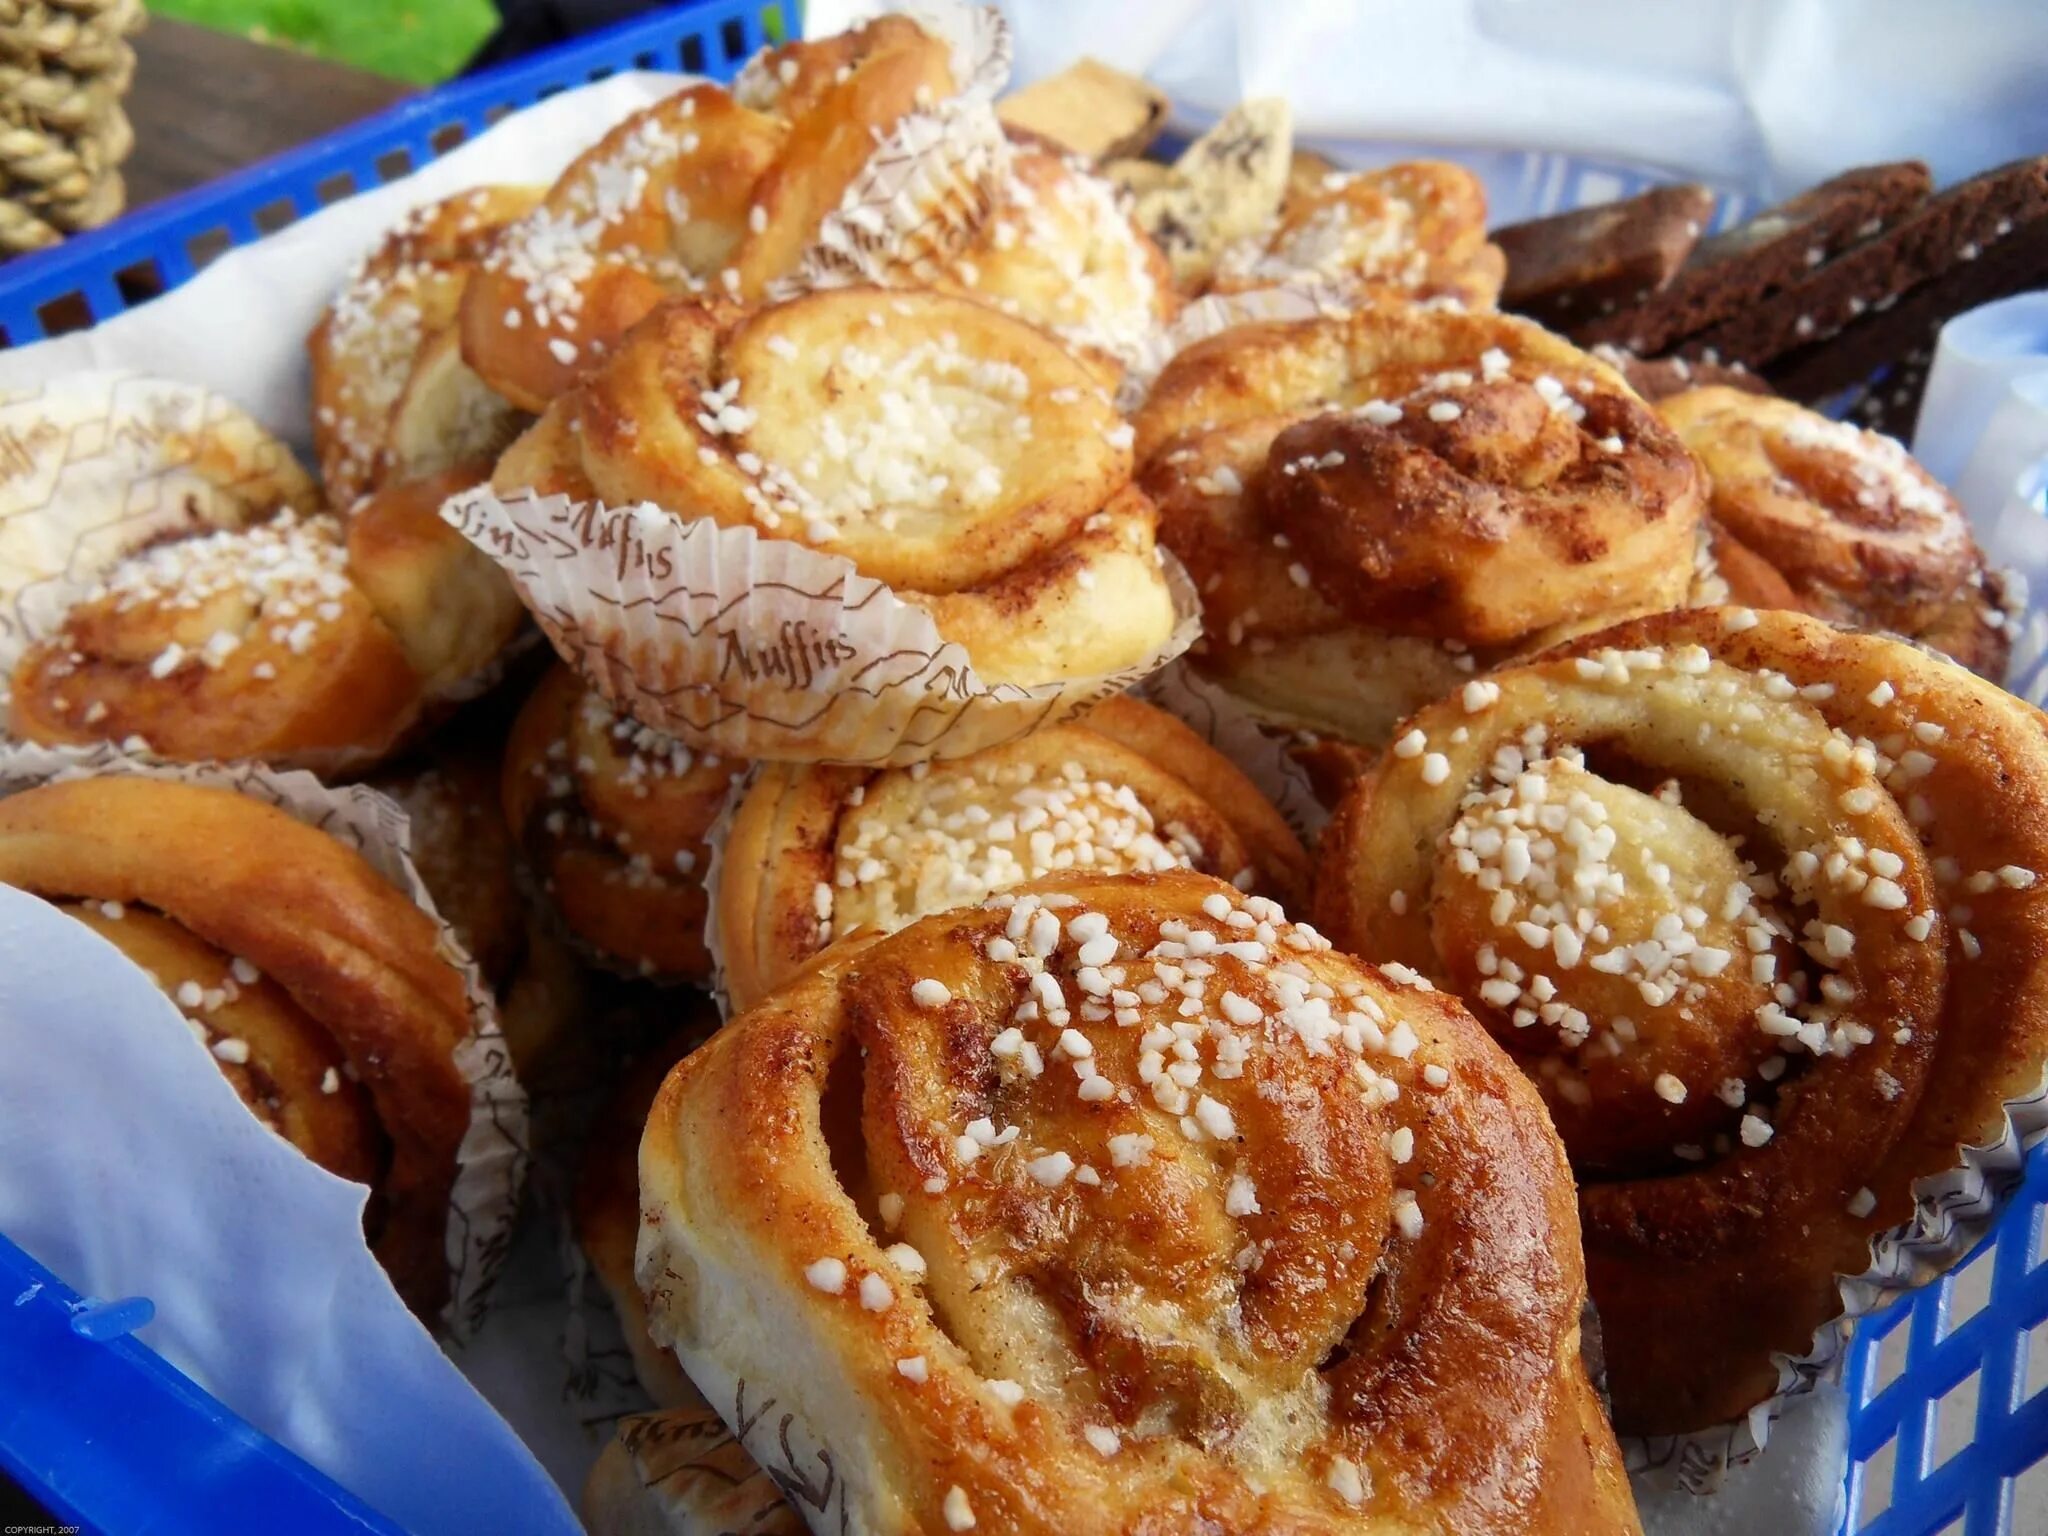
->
1684, 156, 2048, 371
1495, 183, 1716, 333
1760, 205, 2048, 408
1580, 161, 1931, 353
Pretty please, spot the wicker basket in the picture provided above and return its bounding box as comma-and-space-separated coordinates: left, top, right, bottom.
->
0, 0, 144, 254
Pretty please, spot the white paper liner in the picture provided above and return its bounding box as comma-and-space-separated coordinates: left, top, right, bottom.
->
1623, 1071, 2048, 1493
1117, 283, 1350, 411
774, 97, 1011, 298
696, 760, 758, 1022
1135, 660, 1328, 844
442, 487, 1202, 766
0, 372, 312, 729
0, 740, 530, 1338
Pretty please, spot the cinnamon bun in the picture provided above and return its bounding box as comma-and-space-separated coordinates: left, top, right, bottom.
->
308, 185, 539, 509
715, 693, 1309, 1011
1314, 605, 2048, 1432
492, 286, 1181, 693
0, 775, 479, 1317
459, 87, 788, 414
1659, 386, 2012, 679
1212, 161, 1505, 308
638, 869, 1638, 1533
1135, 300, 1704, 746
501, 664, 741, 983
9, 467, 521, 773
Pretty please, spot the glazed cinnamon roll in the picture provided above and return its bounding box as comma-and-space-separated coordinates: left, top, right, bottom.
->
1659, 386, 2013, 679
1134, 299, 1704, 747
493, 286, 1181, 692
308, 185, 540, 509
934, 146, 1178, 377
0, 776, 479, 1317
715, 694, 1309, 1011
458, 87, 788, 414
1313, 606, 2048, 1433
1211, 160, 1506, 308
501, 664, 742, 983
461, 12, 974, 414
641, 869, 1635, 1533
9, 467, 522, 773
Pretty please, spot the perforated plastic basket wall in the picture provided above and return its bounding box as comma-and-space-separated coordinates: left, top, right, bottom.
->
0, 0, 790, 346
0, 4, 2044, 1533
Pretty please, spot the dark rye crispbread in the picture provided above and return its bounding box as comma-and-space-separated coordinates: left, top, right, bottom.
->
1495, 183, 1716, 333
1579, 161, 1932, 353
1762, 206, 2048, 431
1686, 158, 2048, 371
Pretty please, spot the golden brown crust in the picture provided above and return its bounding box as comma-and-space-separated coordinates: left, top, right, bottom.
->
641, 870, 1637, 1534
458, 88, 788, 414
308, 185, 540, 509
728, 25, 957, 296
0, 778, 475, 1317
9, 510, 428, 773
343, 465, 527, 697
934, 147, 1180, 375
1134, 301, 1702, 745
715, 695, 1311, 1013
493, 286, 1179, 690
501, 663, 741, 982
1213, 160, 1505, 308
1313, 606, 2048, 1432
1659, 386, 2009, 678
65, 902, 384, 1186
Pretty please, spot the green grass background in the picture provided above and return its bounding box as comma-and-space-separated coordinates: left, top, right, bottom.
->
150, 0, 501, 83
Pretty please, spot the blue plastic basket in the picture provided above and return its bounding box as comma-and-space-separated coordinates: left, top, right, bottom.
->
0, 4, 2044, 1533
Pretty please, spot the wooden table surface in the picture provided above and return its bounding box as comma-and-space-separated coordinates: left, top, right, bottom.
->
124, 16, 415, 211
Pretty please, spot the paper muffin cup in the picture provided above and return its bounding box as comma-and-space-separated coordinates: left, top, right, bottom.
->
1135, 661, 1329, 845
440, 487, 1203, 766
0, 740, 530, 1339
775, 97, 1011, 298
696, 760, 758, 1022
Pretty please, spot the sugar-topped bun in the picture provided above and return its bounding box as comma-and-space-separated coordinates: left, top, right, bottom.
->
308, 185, 540, 510
639, 869, 1638, 1534
715, 693, 1309, 1011
933, 146, 1178, 376
1213, 160, 1505, 308
494, 286, 1179, 690
1315, 606, 2048, 1433
0, 777, 477, 1317
1135, 299, 1703, 746
1659, 386, 2011, 679
502, 664, 741, 983
10, 467, 519, 772
459, 87, 788, 414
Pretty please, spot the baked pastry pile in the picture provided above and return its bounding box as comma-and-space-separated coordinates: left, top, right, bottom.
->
6, 3, 2046, 1529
